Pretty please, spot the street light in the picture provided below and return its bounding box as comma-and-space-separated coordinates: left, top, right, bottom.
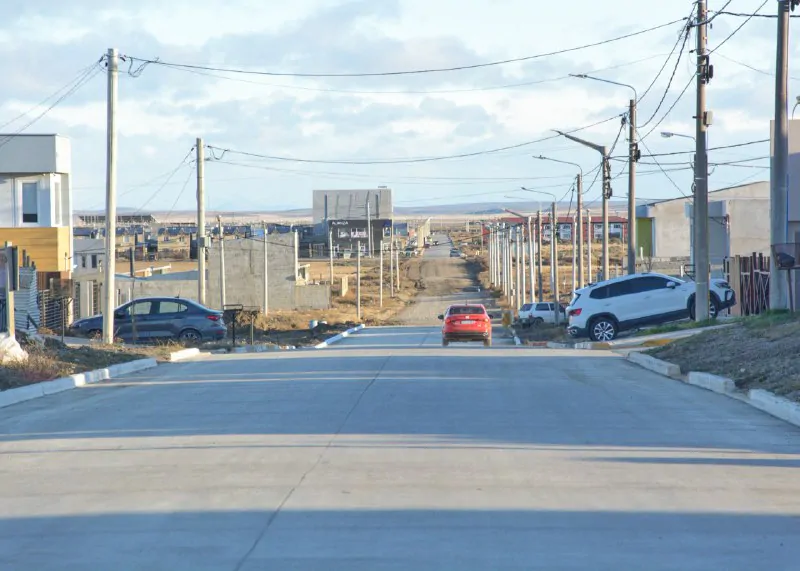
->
661, 131, 696, 141
793, 95, 800, 119
519, 187, 561, 325
571, 74, 639, 276
553, 130, 612, 282
534, 155, 585, 288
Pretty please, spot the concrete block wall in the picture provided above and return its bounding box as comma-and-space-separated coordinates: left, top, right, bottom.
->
208, 233, 329, 311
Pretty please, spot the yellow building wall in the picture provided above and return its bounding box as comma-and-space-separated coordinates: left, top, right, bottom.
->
0, 227, 71, 272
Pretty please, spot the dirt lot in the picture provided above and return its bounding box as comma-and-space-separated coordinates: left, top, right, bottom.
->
647, 312, 800, 402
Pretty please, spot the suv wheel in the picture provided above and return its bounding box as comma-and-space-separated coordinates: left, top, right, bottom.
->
688, 295, 719, 320
589, 317, 618, 342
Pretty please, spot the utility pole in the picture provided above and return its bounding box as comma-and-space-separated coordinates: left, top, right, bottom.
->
515, 226, 522, 310
390, 237, 395, 298
536, 212, 543, 302
366, 199, 372, 258
395, 245, 400, 291
551, 202, 560, 325
102, 47, 118, 345
770, 0, 796, 310
628, 98, 638, 275
329, 230, 334, 301
196, 137, 206, 306
218, 216, 226, 309
356, 242, 361, 321
520, 226, 527, 306
576, 174, 584, 288
379, 244, 384, 307
263, 222, 269, 315
694, 0, 711, 321
571, 214, 577, 292
601, 153, 611, 281
587, 210, 593, 283
527, 217, 536, 303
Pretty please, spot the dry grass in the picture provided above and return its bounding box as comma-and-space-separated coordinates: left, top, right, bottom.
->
647, 312, 800, 402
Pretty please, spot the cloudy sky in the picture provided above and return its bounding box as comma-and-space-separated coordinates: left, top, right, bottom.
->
1, 0, 795, 214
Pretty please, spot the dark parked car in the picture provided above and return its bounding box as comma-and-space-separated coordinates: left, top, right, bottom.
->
70, 297, 226, 343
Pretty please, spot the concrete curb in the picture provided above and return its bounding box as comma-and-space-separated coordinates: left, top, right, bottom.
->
687, 371, 736, 394
229, 344, 288, 354
314, 324, 365, 349
626, 354, 800, 430
546, 342, 572, 349
748, 390, 800, 428
509, 328, 521, 346
0, 357, 158, 410
168, 348, 201, 362
626, 352, 681, 379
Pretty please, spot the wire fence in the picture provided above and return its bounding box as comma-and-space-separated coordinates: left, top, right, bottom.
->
725, 253, 770, 316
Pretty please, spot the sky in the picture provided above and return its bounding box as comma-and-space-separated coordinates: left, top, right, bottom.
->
0, 0, 796, 215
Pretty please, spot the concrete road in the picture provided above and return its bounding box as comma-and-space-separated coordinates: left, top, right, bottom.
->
1, 328, 800, 570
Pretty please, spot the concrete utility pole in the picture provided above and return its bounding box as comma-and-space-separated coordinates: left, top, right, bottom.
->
356, 242, 361, 321
694, 0, 711, 321
576, 174, 584, 288
395, 245, 400, 291
537, 212, 543, 302
196, 137, 206, 306
627, 98, 638, 275
572, 214, 577, 292
551, 202, 560, 325
770, 0, 796, 310
263, 222, 269, 315
379, 245, 384, 307
217, 216, 226, 309
527, 217, 535, 303
587, 211, 593, 283
389, 237, 395, 298
555, 131, 612, 281
515, 226, 522, 310
329, 230, 334, 297
520, 226, 527, 306
102, 47, 119, 345
366, 199, 372, 258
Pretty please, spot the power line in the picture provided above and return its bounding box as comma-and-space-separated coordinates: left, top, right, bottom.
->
154, 53, 671, 96
636, 127, 689, 198
132, 148, 196, 213
121, 17, 688, 78
638, 138, 769, 158
710, 0, 769, 54
715, 52, 800, 81
710, 9, 800, 18
163, 166, 197, 222
638, 21, 692, 128
205, 113, 624, 166
637, 75, 694, 141
637, 6, 695, 104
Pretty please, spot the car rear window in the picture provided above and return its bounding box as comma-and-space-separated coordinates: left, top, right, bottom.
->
521, 304, 532, 311
448, 306, 485, 315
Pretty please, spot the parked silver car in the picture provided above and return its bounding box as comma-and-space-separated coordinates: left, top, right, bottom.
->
70, 297, 226, 343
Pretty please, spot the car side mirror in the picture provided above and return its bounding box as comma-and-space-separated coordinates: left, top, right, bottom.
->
114, 310, 126, 319
666, 282, 677, 289
437, 314, 444, 320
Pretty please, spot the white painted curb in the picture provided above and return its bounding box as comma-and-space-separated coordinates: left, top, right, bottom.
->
748, 389, 800, 428
168, 348, 201, 362
509, 327, 521, 346
546, 342, 572, 349
314, 324, 365, 349
0, 357, 158, 410
231, 344, 287, 354
687, 371, 736, 394
626, 352, 681, 378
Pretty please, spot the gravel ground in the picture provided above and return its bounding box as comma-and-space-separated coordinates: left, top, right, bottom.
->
647, 312, 800, 402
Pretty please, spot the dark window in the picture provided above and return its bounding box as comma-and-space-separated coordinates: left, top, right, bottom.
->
521, 304, 532, 311
629, 276, 671, 293
158, 301, 188, 314
607, 281, 633, 298
22, 182, 38, 223
535, 303, 550, 311
448, 306, 485, 315
91, 255, 98, 268
590, 286, 609, 300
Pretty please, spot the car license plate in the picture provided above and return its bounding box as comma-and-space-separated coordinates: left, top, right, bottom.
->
460, 320, 475, 324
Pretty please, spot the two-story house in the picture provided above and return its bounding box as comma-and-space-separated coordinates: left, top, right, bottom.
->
0, 134, 72, 279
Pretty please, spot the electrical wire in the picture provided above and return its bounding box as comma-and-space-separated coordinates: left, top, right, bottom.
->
714, 53, 800, 81
636, 127, 690, 198
132, 148, 196, 213
710, 0, 770, 54
637, 75, 694, 142
205, 113, 624, 166
638, 22, 692, 129
640, 139, 769, 158
162, 166, 197, 222
121, 17, 688, 78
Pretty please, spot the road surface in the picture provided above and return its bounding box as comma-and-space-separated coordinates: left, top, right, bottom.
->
1, 327, 800, 568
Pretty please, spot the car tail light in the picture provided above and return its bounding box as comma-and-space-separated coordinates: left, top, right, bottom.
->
569, 308, 582, 317
206, 314, 221, 321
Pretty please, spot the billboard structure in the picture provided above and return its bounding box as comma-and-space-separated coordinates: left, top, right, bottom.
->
329, 219, 391, 255
313, 188, 393, 224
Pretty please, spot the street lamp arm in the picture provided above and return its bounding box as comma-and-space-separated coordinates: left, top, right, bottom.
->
533, 155, 583, 177
519, 187, 557, 202
553, 130, 606, 155
569, 73, 638, 101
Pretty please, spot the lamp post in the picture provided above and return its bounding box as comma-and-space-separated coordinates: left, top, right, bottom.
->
533, 155, 584, 288
517, 188, 560, 325
553, 131, 612, 281
571, 74, 639, 275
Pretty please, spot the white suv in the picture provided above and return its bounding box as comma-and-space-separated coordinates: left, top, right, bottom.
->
566, 273, 736, 341
518, 302, 566, 326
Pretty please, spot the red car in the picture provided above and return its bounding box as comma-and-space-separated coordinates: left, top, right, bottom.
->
438, 304, 493, 347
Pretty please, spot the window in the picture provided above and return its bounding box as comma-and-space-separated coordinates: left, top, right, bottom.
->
630, 276, 670, 293
590, 286, 609, 300
158, 301, 188, 314
607, 280, 633, 298
448, 306, 485, 315
130, 301, 153, 315
53, 182, 61, 225
535, 303, 550, 311
81, 255, 87, 269
21, 182, 38, 223
91, 255, 98, 269
521, 304, 532, 311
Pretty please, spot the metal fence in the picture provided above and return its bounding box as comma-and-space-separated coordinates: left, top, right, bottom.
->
725, 253, 770, 316
37, 289, 70, 332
